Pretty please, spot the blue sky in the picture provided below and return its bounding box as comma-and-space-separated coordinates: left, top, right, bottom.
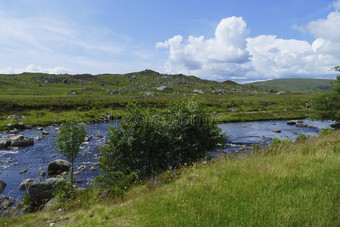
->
0, 0, 339, 82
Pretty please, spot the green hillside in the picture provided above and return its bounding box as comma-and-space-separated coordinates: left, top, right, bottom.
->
246, 78, 333, 93
0, 70, 313, 129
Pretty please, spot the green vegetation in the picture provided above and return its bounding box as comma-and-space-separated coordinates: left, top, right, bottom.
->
311, 67, 340, 128
53, 180, 77, 204
1, 130, 339, 226
97, 101, 226, 187
0, 70, 312, 130
55, 122, 86, 183
246, 78, 333, 93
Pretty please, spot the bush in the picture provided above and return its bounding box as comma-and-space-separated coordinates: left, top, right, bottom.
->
311, 67, 340, 128
97, 101, 226, 187
53, 180, 76, 203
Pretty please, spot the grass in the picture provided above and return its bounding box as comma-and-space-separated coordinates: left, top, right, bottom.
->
1, 130, 339, 226
0, 71, 313, 130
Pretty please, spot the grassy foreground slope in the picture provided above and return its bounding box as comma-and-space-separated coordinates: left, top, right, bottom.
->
246, 78, 333, 93
2, 130, 339, 226
0, 70, 311, 130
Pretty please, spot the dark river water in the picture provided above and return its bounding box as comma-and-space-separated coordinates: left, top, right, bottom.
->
0, 119, 333, 202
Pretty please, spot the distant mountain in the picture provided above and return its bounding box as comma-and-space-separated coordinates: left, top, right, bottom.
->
245, 78, 333, 93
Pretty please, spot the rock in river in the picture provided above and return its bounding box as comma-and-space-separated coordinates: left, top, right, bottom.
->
48, 159, 71, 175
0, 180, 6, 193
18, 179, 34, 190
0, 135, 34, 148
26, 178, 63, 204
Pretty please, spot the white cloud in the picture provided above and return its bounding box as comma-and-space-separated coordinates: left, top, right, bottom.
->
0, 65, 71, 74
156, 17, 251, 80
307, 12, 340, 41
0, 11, 142, 74
157, 11, 340, 82
333, 0, 340, 11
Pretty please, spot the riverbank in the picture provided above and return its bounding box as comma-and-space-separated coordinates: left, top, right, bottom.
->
0, 107, 311, 132
0, 119, 332, 204
1, 129, 339, 226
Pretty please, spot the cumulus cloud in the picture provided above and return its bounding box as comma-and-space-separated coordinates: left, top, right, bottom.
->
156, 17, 251, 80
157, 9, 340, 82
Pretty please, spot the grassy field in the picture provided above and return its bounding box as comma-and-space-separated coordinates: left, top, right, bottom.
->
2, 130, 339, 226
246, 78, 333, 93
0, 71, 313, 130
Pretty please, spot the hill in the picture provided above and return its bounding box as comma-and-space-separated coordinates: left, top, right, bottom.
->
246, 78, 333, 93
0, 70, 312, 129
1, 130, 339, 226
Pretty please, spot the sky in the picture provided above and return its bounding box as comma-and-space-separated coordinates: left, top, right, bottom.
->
0, 0, 339, 82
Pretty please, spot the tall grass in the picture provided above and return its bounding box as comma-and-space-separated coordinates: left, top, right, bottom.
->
1, 131, 339, 226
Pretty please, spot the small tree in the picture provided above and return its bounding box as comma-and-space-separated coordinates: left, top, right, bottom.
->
97, 101, 226, 187
55, 122, 86, 183
311, 66, 340, 128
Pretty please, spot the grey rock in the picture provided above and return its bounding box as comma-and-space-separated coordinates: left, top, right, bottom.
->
157, 86, 172, 91
193, 89, 204, 94
66, 90, 78, 95
10, 136, 34, 147
273, 129, 281, 133
0, 139, 10, 149
26, 178, 62, 204
0, 180, 6, 193
0, 194, 14, 210
18, 179, 34, 190
48, 159, 71, 175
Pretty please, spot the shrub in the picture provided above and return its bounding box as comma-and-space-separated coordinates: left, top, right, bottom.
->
55, 122, 86, 183
97, 101, 226, 187
311, 67, 340, 129
53, 180, 76, 203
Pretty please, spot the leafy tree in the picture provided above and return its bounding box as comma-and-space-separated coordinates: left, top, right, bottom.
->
55, 122, 86, 183
97, 101, 226, 187
311, 66, 340, 128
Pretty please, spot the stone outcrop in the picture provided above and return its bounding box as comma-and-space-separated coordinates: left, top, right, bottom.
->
26, 178, 62, 204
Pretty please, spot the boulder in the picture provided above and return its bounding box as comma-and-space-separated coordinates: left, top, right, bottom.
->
19, 169, 27, 174
26, 178, 62, 204
0, 194, 14, 210
0, 139, 10, 149
0, 180, 6, 193
296, 123, 308, 127
287, 120, 297, 125
273, 129, 281, 133
48, 159, 71, 175
10, 135, 34, 147
66, 90, 78, 95
157, 86, 172, 91
193, 89, 204, 94
18, 179, 34, 190
42, 130, 49, 135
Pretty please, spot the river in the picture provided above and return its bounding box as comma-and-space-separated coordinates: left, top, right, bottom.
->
0, 119, 334, 202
